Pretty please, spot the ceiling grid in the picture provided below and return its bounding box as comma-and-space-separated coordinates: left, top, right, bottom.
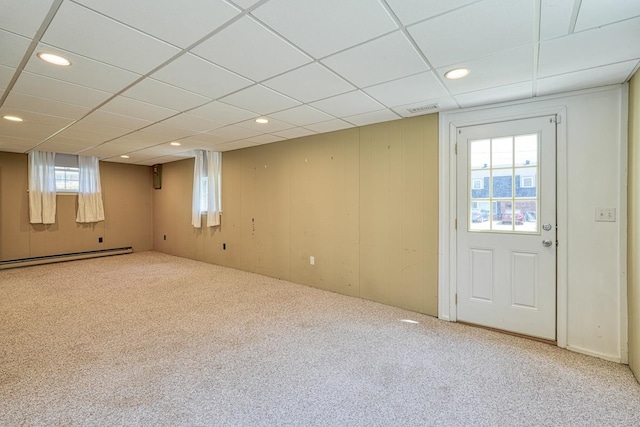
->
0, 0, 638, 165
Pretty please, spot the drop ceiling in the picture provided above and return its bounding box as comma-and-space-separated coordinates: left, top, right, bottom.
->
0, 0, 639, 166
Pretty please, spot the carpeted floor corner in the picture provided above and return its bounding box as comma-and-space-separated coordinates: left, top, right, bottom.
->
1, 251, 639, 426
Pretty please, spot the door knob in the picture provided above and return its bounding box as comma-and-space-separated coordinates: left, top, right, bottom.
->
542, 239, 553, 247
542, 223, 553, 231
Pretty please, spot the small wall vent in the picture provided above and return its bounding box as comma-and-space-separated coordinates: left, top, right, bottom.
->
406, 104, 439, 114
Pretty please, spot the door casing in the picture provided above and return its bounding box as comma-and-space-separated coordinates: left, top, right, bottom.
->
438, 105, 569, 349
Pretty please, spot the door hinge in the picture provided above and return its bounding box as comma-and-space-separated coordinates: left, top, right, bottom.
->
454, 143, 458, 155
454, 218, 457, 230
551, 115, 561, 124
455, 293, 458, 305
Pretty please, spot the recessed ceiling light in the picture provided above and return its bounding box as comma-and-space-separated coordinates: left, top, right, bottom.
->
255, 118, 269, 124
444, 68, 469, 80
2, 115, 23, 122
120, 155, 130, 159
170, 142, 181, 146
37, 52, 71, 66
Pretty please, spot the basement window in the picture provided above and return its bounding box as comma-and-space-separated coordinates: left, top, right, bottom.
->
55, 154, 79, 192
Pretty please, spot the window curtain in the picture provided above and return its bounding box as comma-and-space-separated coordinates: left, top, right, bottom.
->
28, 151, 57, 224
191, 150, 205, 228
206, 151, 222, 227
192, 150, 222, 228
76, 156, 105, 223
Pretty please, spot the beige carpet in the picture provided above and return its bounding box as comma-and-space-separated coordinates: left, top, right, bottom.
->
1, 251, 639, 426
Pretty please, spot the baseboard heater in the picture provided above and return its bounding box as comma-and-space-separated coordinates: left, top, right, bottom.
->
0, 247, 133, 270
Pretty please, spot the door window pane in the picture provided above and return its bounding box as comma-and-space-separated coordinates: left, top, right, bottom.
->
470, 139, 490, 169
492, 137, 513, 168
515, 134, 538, 166
468, 133, 540, 234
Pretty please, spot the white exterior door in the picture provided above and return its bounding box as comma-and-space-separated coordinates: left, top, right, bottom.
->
456, 116, 557, 340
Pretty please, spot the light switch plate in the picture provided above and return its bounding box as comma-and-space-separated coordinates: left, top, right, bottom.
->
595, 207, 616, 222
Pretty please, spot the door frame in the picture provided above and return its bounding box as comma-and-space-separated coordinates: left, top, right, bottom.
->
439, 102, 569, 349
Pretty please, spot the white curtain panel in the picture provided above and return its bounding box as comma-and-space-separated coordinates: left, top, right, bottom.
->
206, 151, 222, 227
28, 151, 57, 224
191, 150, 204, 228
76, 156, 105, 223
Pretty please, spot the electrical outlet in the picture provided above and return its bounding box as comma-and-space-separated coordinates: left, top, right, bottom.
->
98, 237, 103, 243
163, 234, 167, 240
223, 243, 226, 250
310, 256, 315, 265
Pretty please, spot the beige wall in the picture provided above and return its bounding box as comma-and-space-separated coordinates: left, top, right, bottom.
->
0, 152, 153, 260
629, 73, 640, 379
153, 114, 439, 315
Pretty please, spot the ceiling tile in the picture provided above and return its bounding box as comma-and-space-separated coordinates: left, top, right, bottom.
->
269, 105, 334, 126
42, 1, 180, 74
540, 0, 575, 41
122, 78, 211, 111
310, 90, 384, 117
575, 0, 640, 32
344, 109, 401, 127
78, 110, 152, 130
454, 82, 533, 108
231, 0, 262, 9
138, 123, 197, 140
160, 113, 224, 133
35, 141, 91, 154
42, 134, 103, 148
245, 134, 286, 144
182, 133, 232, 146
12, 72, 112, 108
0, 0, 55, 38
152, 53, 253, 100
537, 60, 638, 96
100, 96, 178, 122
363, 72, 449, 108
3, 92, 91, 120
1, 65, 15, 91
236, 117, 295, 133
322, 31, 429, 88
385, 0, 478, 26
192, 16, 311, 82
273, 127, 316, 139
25, 43, 141, 93
133, 154, 195, 166
55, 121, 132, 143
74, 0, 240, 48
131, 145, 192, 158
408, 0, 534, 68
263, 63, 354, 103
253, 0, 397, 58
0, 136, 39, 153
189, 101, 258, 124
438, 46, 534, 95
82, 144, 135, 159
0, 29, 31, 68
0, 110, 73, 141
391, 97, 459, 117
108, 134, 165, 148
221, 85, 300, 115
538, 17, 640, 77
305, 119, 355, 133
166, 137, 222, 151
207, 125, 262, 141
214, 140, 260, 151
